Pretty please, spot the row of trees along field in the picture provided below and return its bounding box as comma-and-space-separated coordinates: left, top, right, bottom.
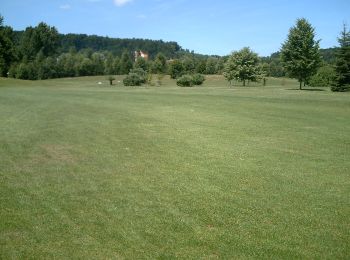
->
0, 15, 349, 91
223, 18, 350, 91
0, 15, 225, 80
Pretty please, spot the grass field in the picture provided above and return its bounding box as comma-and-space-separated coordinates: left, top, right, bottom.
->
0, 75, 349, 258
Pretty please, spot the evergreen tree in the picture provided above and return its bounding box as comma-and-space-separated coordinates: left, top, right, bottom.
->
0, 15, 17, 76
331, 24, 350, 92
280, 18, 321, 89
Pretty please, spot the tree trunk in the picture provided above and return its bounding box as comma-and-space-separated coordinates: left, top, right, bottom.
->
299, 80, 302, 90
243, 80, 246, 86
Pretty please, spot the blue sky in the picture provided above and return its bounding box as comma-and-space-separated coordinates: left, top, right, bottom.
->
1, 0, 349, 56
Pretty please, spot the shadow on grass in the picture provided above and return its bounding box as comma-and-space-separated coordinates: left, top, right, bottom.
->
286, 88, 326, 91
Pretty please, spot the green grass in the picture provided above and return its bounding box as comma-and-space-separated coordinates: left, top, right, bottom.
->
0, 76, 349, 258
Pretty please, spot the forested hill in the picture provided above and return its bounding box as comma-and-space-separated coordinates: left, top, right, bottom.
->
13, 31, 184, 59
58, 34, 183, 59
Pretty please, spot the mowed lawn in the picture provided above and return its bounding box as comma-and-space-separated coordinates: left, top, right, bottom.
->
0, 76, 349, 258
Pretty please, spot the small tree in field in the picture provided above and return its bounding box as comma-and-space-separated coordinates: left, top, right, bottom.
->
223, 47, 260, 86
108, 76, 115, 85
280, 18, 321, 89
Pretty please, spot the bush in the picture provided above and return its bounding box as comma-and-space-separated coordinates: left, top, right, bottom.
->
192, 73, 205, 85
123, 73, 144, 86
309, 65, 336, 87
176, 74, 205, 87
123, 68, 147, 86
107, 76, 116, 85
15, 62, 36, 80
169, 59, 185, 79
331, 83, 350, 92
176, 75, 193, 87
130, 68, 147, 81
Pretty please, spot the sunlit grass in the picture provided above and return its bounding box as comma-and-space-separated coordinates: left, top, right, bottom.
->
0, 76, 349, 258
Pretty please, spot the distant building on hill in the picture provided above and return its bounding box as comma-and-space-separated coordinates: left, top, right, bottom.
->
134, 50, 149, 61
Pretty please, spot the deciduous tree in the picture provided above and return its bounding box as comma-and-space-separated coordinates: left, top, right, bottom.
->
223, 47, 261, 86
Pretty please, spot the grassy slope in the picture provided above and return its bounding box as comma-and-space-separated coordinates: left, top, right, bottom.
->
0, 76, 349, 258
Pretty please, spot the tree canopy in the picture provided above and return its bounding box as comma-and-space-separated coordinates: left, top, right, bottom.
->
223, 47, 261, 86
0, 15, 16, 76
280, 18, 321, 89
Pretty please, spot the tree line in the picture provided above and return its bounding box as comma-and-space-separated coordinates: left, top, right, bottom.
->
222, 18, 349, 91
0, 15, 225, 80
1, 15, 349, 91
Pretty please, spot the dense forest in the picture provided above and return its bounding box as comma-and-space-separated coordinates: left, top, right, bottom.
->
0, 16, 339, 81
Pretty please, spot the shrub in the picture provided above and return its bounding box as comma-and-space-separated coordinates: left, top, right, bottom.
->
130, 68, 147, 81
176, 75, 193, 87
169, 59, 185, 79
192, 73, 205, 85
331, 83, 350, 92
309, 65, 336, 87
107, 76, 115, 85
123, 68, 147, 86
123, 73, 144, 86
176, 74, 206, 87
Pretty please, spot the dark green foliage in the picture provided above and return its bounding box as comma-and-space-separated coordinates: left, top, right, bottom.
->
19, 22, 59, 61
176, 74, 193, 87
320, 48, 338, 64
169, 59, 185, 79
0, 16, 17, 76
14, 62, 35, 79
151, 52, 167, 74
119, 51, 133, 75
205, 57, 219, 74
104, 52, 115, 75
123, 68, 146, 86
130, 68, 147, 81
331, 24, 350, 92
36, 57, 58, 79
58, 33, 182, 59
134, 56, 148, 71
309, 65, 336, 87
76, 57, 94, 76
123, 73, 144, 86
182, 56, 196, 74
223, 47, 261, 86
107, 76, 115, 85
192, 73, 205, 85
56, 53, 76, 77
176, 73, 205, 87
113, 56, 121, 75
280, 18, 321, 89
195, 59, 206, 74
91, 52, 105, 75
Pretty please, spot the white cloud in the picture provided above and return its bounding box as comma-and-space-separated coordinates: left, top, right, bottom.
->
114, 0, 133, 7
59, 4, 71, 10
